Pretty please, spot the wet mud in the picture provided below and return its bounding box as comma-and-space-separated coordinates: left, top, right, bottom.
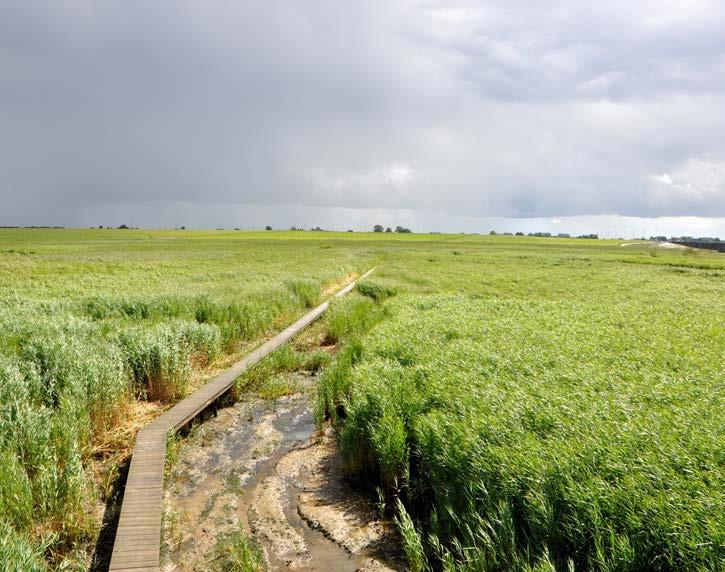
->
162, 376, 403, 571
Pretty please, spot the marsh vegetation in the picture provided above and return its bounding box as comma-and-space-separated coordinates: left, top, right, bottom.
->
318, 239, 724, 571
0, 228, 722, 570
0, 228, 370, 569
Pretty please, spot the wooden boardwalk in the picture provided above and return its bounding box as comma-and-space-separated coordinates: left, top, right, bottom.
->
109, 269, 374, 571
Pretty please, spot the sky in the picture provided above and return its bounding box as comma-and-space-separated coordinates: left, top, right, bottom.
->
1, 1, 725, 237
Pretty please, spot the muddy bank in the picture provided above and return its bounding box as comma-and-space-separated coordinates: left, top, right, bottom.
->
162, 377, 403, 571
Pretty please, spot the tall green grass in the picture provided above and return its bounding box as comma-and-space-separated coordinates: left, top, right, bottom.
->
319, 249, 724, 570
315, 293, 389, 425
0, 528, 48, 572
2, 229, 723, 569
0, 355, 94, 559
323, 295, 388, 345
119, 321, 220, 401
359, 297, 721, 569
0, 228, 372, 569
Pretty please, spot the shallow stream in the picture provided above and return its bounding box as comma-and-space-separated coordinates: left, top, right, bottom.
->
162, 374, 402, 571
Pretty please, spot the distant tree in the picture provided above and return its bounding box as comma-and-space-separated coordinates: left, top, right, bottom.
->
290, 226, 298, 231
311, 226, 323, 231
234, 227, 240, 230
503, 232, 513, 236
181, 226, 186, 230
395, 226, 412, 233
265, 225, 272, 231
373, 224, 384, 232
99, 225, 104, 229
385, 227, 392, 233
118, 224, 129, 229
347, 229, 354, 232
515, 231, 524, 236
557, 233, 571, 238
489, 230, 497, 235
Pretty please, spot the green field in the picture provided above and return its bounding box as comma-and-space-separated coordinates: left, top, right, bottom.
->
0, 229, 723, 570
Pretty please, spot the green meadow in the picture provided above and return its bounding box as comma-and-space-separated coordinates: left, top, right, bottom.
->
0, 228, 723, 570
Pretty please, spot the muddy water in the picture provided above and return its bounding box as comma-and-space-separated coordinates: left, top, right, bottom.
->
162, 376, 402, 571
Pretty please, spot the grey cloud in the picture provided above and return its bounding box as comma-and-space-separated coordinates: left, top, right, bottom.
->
405, 1, 725, 101
1, 0, 725, 225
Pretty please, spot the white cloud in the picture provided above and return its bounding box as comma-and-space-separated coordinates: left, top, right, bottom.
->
654, 174, 673, 185
649, 158, 725, 211
385, 164, 415, 185
671, 158, 725, 196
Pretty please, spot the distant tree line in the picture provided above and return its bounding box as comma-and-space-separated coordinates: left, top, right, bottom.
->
660, 235, 722, 243
373, 224, 411, 233
490, 230, 592, 239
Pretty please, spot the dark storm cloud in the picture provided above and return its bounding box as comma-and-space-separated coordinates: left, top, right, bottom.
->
1, 0, 725, 225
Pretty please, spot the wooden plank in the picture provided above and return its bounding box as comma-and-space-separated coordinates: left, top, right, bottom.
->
108, 269, 373, 571
110, 557, 159, 567
118, 503, 162, 513
113, 530, 161, 541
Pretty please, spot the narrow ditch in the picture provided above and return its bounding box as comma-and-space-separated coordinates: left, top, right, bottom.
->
161, 372, 403, 571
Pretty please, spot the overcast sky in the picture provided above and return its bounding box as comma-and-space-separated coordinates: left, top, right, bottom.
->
1, 1, 725, 236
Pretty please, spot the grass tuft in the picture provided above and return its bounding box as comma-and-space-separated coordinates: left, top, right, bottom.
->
285, 279, 321, 308
356, 280, 397, 302
323, 296, 386, 345
213, 531, 266, 572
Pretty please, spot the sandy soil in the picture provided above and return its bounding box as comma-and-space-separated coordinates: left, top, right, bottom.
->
619, 241, 688, 249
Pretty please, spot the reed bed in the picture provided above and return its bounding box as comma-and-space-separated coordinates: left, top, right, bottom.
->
318, 242, 725, 570
1, 228, 723, 569
0, 228, 371, 568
